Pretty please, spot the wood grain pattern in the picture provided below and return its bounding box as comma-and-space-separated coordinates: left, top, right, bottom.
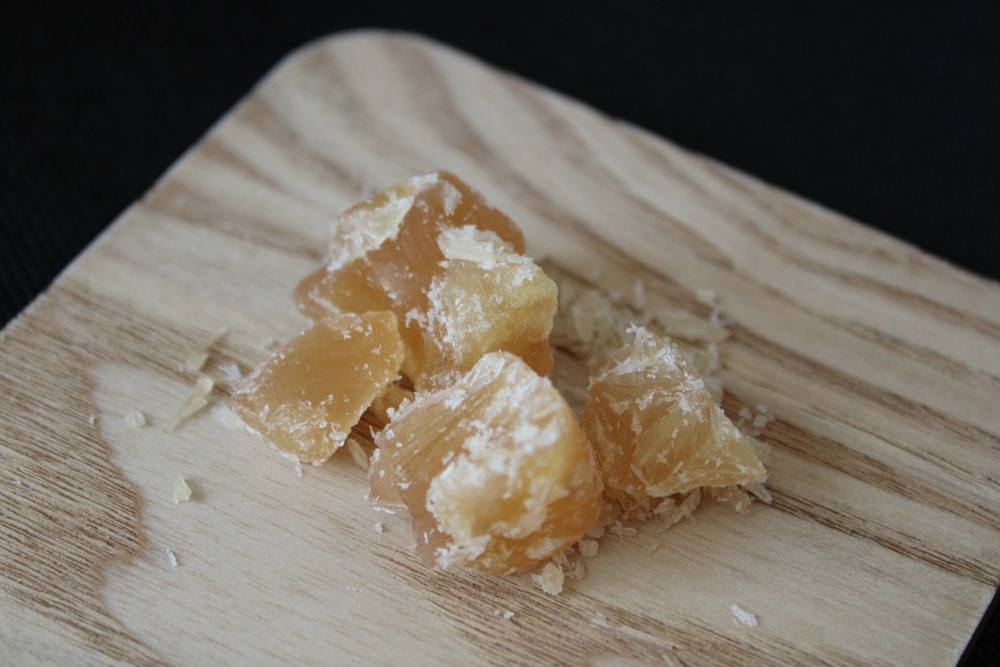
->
1, 30, 998, 665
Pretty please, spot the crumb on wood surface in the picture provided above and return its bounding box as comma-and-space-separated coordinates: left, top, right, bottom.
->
167, 376, 214, 432
173, 475, 192, 504
124, 408, 147, 429
531, 562, 565, 595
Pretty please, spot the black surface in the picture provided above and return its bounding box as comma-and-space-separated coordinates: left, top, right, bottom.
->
1, 1, 997, 663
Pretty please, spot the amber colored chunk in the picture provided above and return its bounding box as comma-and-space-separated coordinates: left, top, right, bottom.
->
370, 352, 602, 575
420, 225, 557, 390
232, 312, 404, 464
581, 327, 766, 506
294, 171, 525, 382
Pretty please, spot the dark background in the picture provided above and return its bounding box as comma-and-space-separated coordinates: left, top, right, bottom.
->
2, 1, 997, 663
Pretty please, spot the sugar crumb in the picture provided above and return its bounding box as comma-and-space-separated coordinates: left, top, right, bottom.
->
166, 549, 178, 568
610, 520, 638, 540
578, 538, 599, 558
173, 475, 193, 504
531, 562, 565, 595
218, 361, 243, 385
374, 522, 384, 534
730, 603, 758, 627
124, 408, 147, 429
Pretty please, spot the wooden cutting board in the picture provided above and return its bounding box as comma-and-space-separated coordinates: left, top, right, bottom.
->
2, 30, 998, 666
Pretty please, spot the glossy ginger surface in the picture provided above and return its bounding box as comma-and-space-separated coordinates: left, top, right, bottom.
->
232, 312, 404, 464
582, 327, 767, 507
293, 171, 527, 384
370, 352, 603, 574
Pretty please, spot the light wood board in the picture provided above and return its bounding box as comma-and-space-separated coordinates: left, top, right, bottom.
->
2, 30, 999, 666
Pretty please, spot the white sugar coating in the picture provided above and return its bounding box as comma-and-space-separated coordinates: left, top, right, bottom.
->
437, 225, 516, 269
525, 536, 570, 560
419, 238, 555, 388
328, 185, 418, 269
374, 350, 599, 573
595, 327, 688, 390
585, 325, 768, 503
165, 549, 178, 568
439, 179, 463, 216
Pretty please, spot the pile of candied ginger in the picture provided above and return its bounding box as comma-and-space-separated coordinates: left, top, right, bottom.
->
232, 171, 767, 582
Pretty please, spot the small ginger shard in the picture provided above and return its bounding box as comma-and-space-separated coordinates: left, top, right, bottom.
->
182, 327, 228, 372
173, 475, 193, 504
293, 171, 528, 384
370, 352, 602, 575
167, 376, 214, 432
582, 327, 766, 508
232, 312, 404, 464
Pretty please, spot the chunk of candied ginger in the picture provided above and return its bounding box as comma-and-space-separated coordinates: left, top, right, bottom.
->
581, 327, 766, 506
370, 352, 602, 575
421, 225, 556, 390
294, 171, 525, 383
232, 312, 404, 464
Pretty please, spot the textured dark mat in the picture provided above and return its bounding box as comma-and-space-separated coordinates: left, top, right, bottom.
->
1, 2, 997, 663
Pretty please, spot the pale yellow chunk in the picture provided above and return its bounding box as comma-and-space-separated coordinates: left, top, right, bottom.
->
581, 327, 766, 507
232, 312, 404, 464
173, 475, 192, 504
421, 226, 556, 390
370, 352, 602, 575
293, 171, 525, 383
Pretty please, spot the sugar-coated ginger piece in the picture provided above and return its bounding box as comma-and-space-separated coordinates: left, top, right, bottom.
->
370, 352, 602, 575
420, 225, 556, 390
581, 327, 766, 506
294, 171, 525, 382
232, 312, 404, 464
